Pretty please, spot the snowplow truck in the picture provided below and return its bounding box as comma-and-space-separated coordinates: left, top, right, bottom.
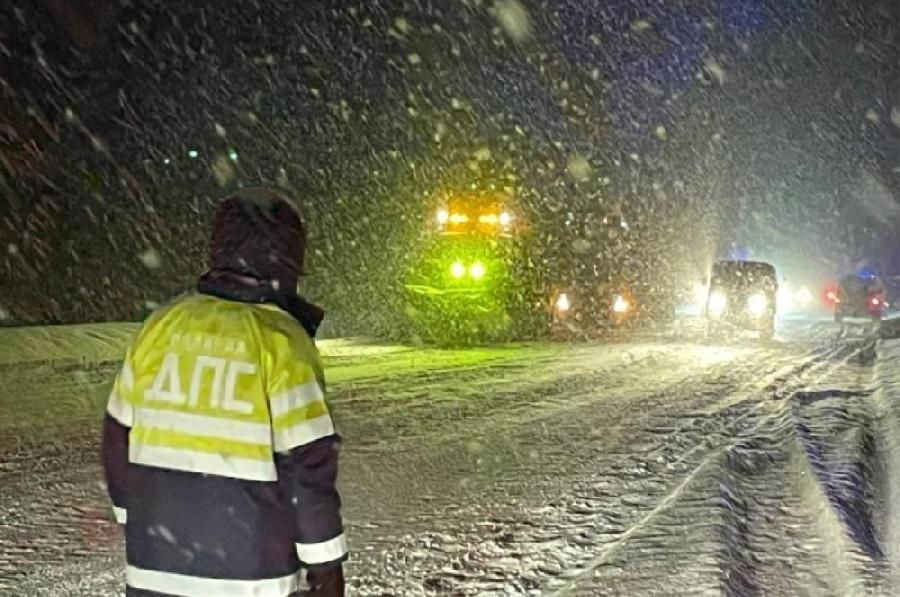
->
403, 190, 541, 343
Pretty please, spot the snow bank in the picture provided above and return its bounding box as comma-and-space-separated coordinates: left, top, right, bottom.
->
715, 397, 874, 594
0, 323, 139, 367
873, 339, 900, 583
0, 323, 548, 386
0, 323, 383, 368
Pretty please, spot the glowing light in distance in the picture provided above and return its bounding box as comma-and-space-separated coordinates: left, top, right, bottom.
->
747, 293, 767, 316
612, 294, 630, 313
708, 291, 727, 317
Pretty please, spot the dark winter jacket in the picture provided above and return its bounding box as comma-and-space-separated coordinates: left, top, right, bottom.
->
102, 189, 346, 597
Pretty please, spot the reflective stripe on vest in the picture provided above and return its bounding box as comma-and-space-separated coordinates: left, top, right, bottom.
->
126, 565, 299, 596
296, 533, 348, 565
270, 381, 334, 453
129, 406, 277, 481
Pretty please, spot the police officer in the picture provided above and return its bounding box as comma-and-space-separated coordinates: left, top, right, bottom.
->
102, 187, 346, 596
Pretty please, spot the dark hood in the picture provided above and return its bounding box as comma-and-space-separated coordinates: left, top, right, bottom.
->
198, 187, 323, 338
205, 187, 306, 292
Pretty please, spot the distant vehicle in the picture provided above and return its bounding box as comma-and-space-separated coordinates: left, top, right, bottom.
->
551, 278, 675, 334
705, 260, 777, 340
403, 188, 529, 343
549, 213, 676, 336
775, 278, 820, 315
834, 274, 886, 322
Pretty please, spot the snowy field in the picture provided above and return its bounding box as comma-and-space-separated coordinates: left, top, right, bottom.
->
2, 319, 899, 595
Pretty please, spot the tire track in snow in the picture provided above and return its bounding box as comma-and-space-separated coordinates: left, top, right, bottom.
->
343, 338, 843, 594
547, 340, 873, 595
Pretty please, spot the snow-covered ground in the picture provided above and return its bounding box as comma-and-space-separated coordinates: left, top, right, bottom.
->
1, 318, 896, 595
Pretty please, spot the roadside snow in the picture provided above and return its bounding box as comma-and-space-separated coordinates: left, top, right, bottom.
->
0, 323, 139, 366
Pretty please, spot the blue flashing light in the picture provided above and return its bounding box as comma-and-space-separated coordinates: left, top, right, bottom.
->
728, 246, 751, 261
857, 266, 876, 280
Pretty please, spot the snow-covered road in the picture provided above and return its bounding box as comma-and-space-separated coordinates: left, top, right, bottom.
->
1, 318, 893, 595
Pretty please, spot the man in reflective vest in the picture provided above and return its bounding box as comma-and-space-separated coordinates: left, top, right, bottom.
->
102, 187, 347, 596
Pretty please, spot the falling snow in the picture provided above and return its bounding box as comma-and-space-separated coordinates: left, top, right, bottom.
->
139, 248, 162, 270
494, 0, 532, 42
566, 154, 593, 182
3, 0, 900, 593
702, 57, 727, 85
892, 106, 900, 129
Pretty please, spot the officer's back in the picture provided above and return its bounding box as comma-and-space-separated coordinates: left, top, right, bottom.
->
102, 187, 346, 596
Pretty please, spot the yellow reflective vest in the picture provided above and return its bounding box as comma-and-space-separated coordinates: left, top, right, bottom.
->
102, 293, 346, 596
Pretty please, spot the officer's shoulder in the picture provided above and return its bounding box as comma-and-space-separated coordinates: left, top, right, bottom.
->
143, 294, 274, 336
153, 294, 313, 352
134, 293, 192, 337
246, 303, 315, 348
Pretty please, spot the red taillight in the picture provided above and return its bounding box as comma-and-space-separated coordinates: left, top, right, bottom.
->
872, 297, 881, 306
826, 290, 839, 303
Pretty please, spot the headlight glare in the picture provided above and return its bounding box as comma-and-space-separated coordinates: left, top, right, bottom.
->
708, 291, 727, 317
469, 262, 486, 279
693, 283, 709, 307
747, 293, 768, 316
612, 294, 630, 314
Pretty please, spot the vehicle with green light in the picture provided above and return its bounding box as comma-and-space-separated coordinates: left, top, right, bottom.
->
403, 190, 536, 343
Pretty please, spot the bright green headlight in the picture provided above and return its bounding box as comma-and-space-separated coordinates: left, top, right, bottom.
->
450, 261, 466, 278
469, 262, 486, 279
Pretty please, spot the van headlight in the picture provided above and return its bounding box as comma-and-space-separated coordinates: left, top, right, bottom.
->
693, 282, 709, 307
747, 293, 768, 316
708, 291, 727, 317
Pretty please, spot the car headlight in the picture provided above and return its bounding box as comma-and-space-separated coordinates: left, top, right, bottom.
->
747, 293, 768, 316
612, 294, 630, 314
555, 292, 571, 312
795, 286, 812, 306
693, 283, 709, 307
450, 261, 466, 278
708, 291, 727, 317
